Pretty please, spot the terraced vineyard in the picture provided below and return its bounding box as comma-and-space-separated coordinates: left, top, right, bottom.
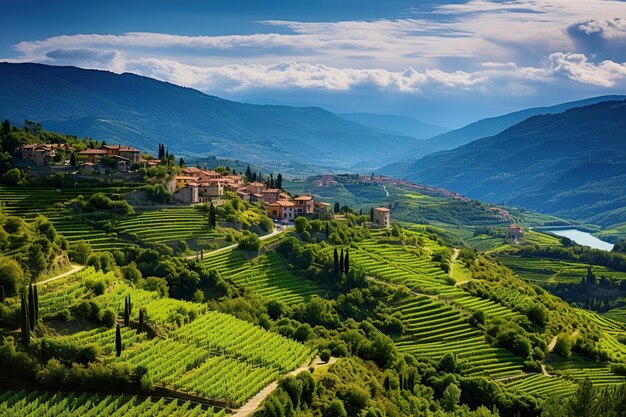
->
0, 391, 227, 416
550, 357, 626, 387
203, 250, 324, 305
505, 374, 577, 398
37, 268, 313, 408
0, 186, 132, 218
496, 255, 626, 284
112, 207, 222, 245
48, 215, 129, 251
392, 297, 525, 379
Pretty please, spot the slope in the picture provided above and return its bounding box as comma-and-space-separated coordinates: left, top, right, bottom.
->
337, 112, 449, 139
379, 100, 626, 225
0, 63, 418, 172
381, 94, 626, 173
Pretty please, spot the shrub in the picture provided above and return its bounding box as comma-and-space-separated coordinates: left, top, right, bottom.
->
237, 231, 261, 252
0, 256, 25, 296
554, 336, 572, 358
100, 308, 116, 328
320, 349, 331, 363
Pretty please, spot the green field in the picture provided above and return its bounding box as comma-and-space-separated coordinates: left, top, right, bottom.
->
37, 269, 313, 408
496, 255, 626, 284
0, 391, 227, 417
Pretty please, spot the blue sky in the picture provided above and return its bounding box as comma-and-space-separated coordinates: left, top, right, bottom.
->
1, 0, 625, 127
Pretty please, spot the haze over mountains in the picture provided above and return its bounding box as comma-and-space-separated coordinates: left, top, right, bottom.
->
381, 100, 626, 225
0, 63, 421, 173
2, 62, 626, 225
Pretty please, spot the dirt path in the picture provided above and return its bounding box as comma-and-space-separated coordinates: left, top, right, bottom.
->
35, 264, 84, 286
541, 364, 551, 377
232, 356, 336, 417
547, 335, 558, 352
184, 226, 286, 260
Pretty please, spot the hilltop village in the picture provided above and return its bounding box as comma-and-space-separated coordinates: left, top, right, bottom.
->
14, 140, 392, 225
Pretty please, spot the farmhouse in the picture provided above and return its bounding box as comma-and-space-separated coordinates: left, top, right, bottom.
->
18, 143, 66, 166
373, 207, 391, 228
267, 200, 296, 221
509, 224, 525, 241
294, 195, 314, 215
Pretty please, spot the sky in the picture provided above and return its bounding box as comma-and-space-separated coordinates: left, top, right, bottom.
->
1, 0, 625, 127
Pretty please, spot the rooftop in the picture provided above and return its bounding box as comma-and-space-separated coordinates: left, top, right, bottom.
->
79, 149, 108, 155
294, 195, 313, 201
374, 207, 390, 212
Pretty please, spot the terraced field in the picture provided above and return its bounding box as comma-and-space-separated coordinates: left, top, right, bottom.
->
203, 250, 324, 305
550, 358, 626, 387
0, 186, 132, 218
505, 374, 577, 398
48, 215, 129, 251
0, 391, 227, 416
496, 255, 626, 284
392, 297, 525, 379
37, 268, 313, 408
112, 207, 222, 245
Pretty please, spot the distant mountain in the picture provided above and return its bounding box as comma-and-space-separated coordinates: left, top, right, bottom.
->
386, 95, 626, 163
337, 112, 449, 139
380, 100, 626, 225
0, 63, 419, 173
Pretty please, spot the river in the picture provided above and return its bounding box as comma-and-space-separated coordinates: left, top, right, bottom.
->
542, 229, 615, 251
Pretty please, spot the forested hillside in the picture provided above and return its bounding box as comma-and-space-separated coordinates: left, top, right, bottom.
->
0, 63, 418, 173
380, 100, 626, 227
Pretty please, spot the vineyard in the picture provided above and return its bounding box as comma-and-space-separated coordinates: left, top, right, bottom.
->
36, 268, 314, 408
203, 250, 325, 305
0, 391, 227, 417
111, 207, 222, 246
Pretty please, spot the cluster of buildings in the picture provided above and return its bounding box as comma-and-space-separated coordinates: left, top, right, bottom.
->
173, 169, 335, 222
17, 142, 159, 174
18, 143, 70, 166
172, 167, 244, 204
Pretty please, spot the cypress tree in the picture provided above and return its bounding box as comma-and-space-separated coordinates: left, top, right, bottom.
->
325, 223, 330, 239
269, 174, 274, 188
70, 152, 76, 167
124, 296, 130, 327
28, 284, 35, 330
128, 294, 132, 317
344, 250, 350, 274
245, 165, 252, 179
276, 173, 282, 190
339, 248, 344, 273
333, 248, 339, 274
334, 202, 340, 214
179, 157, 185, 167
34, 284, 39, 324
21, 293, 30, 346
139, 308, 144, 334
370, 207, 374, 222
209, 203, 216, 228
115, 324, 122, 357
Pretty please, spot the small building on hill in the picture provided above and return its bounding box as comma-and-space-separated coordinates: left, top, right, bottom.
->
78, 162, 96, 175
509, 224, 525, 241
262, 188, 281, 204
173, 182, 199, 204
267, 200, 296, 222
79, 148, 108, 164
294, 195, 315, 215
373, 207, 390, 228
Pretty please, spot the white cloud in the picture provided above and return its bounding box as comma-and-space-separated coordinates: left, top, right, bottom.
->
3, 0, 626, 96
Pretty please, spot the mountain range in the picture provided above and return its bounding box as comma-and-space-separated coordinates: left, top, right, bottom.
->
337, 112, 449, 139
394, 94, 626, 160
0, 63, 420, 173
380, 100, 626, 226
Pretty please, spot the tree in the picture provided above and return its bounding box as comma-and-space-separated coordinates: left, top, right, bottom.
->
568, 377, 597, 417
339, 248, 344, 273
115, 324, 122, 357
69, 152, 76, 167
28, 244, 47, 279
124, 295, 130, 327
209, 203, 216, 228
269, 173, 274, 188
276, 173, 283, 189
327, 399, 347, 417
344, 250, 350, 274
28, 283, 36, 329
21, 293, 30, 346
0, 256, 24, 296
333, 248, 339, 274
3, 168, 22, 186
178, 157, 185, 168
442, 383, 461, 412
325, 223, 330, 239
1, 119, 9, 136
334, 202, 340, 214
158, 143, 165, 160
245, 165, 252, 180
139, 308, 145, 333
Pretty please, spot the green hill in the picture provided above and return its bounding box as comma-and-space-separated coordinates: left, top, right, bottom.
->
0, 63, 418, 173
380, 100, 626, 226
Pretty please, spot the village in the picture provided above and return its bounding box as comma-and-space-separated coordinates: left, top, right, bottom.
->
16, 141, 393, 226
